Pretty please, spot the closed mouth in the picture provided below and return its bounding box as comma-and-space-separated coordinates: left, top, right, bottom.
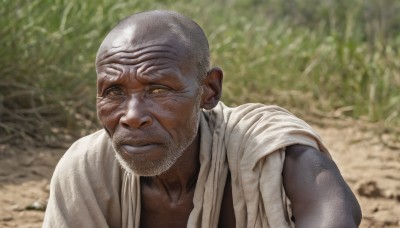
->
121, 143, 160, 155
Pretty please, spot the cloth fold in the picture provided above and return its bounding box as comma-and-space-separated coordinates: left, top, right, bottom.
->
43, 102, 328, 228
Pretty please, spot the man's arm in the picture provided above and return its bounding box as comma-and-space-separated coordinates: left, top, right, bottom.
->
283, 144, 362, 228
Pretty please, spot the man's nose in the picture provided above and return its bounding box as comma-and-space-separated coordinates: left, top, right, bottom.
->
120, 94, 152, 129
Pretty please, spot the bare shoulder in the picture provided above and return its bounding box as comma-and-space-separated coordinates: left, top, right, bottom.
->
283, 144, 362, 228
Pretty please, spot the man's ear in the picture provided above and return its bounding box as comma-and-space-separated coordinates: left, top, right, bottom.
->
201, 67, 223, 110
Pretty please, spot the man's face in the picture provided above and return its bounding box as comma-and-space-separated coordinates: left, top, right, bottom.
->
96, 39, 203, 176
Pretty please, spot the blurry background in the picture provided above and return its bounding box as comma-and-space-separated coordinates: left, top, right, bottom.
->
0, 0, 399, 227
1, 0, 399, 146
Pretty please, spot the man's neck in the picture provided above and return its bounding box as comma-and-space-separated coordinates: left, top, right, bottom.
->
141, 133, 201, 202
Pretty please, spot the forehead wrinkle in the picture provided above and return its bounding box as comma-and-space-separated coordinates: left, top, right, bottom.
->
103, 64, 123, 75
137, 63, 180, 81
96, 10, 210, 82
97, 44, 180, 67
98, 68, 125, 84
97, 44, 186, 83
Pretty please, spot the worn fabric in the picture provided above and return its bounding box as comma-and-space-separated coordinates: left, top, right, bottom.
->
43, 102, 328, 228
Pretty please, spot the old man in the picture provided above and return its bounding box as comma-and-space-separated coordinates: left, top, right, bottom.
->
43, 10, 361, 228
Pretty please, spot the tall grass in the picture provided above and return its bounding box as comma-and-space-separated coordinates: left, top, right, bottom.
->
1, 0, 399, 146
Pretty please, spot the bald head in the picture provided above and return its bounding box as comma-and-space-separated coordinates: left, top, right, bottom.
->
96, 10, 210, 81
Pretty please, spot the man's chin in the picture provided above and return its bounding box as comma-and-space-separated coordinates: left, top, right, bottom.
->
110, 128, 198, 176
113, 149, 175, 177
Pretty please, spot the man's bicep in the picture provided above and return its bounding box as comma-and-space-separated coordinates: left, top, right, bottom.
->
282, 144, 361, 228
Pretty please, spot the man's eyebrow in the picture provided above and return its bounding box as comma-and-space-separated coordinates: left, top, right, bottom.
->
97, 67, 124, 89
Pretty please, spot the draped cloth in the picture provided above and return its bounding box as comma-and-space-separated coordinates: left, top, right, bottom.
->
43, 102, 329, 228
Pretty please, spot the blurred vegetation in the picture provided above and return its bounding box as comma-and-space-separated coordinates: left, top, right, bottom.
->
1, 0, 399, 146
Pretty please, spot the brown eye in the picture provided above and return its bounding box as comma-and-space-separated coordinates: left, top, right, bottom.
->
104, 86, 124, 97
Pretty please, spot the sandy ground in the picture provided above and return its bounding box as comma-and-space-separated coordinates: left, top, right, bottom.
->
0, 123, 399, 227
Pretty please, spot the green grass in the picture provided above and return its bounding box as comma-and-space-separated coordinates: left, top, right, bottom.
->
1, 0, 399, 145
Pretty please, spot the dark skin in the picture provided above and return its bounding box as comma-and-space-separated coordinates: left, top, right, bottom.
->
96, 10, 361, 228
284, 145, 362, 227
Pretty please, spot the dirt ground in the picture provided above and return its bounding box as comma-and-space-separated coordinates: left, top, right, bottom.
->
0, 122, 399, 227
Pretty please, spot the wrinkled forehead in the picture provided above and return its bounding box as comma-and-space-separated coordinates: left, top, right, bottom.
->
96, 17, 190, 69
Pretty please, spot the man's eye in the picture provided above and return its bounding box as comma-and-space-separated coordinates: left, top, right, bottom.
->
104, 86, 124, 97
147, 86, 170, 95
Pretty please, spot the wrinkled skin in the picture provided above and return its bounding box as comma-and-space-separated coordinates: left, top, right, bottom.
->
96, 43, 203, 176
95, 11, 213, 177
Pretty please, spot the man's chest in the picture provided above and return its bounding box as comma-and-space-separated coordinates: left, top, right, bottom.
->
139, 173, 236, 228
139, 189, 194, 228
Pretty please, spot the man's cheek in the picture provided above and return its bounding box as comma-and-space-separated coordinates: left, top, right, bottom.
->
97, 106, 120, 136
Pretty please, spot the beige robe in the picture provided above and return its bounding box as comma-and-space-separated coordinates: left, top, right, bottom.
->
43, 102, 328, 228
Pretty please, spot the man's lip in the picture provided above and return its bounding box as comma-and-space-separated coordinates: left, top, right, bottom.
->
121, 144, 159, 155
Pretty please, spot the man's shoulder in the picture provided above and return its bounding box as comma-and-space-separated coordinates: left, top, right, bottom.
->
208, 102, 329, 156
233, 102, 289, 111
212, 102, 296, 120
45, 130, 122, 227
210, 102, 302, 131
66, 129, 111, 155
55, 129, 115, 172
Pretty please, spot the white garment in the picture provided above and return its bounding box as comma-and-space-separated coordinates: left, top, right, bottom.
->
43, 102, 329, 228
